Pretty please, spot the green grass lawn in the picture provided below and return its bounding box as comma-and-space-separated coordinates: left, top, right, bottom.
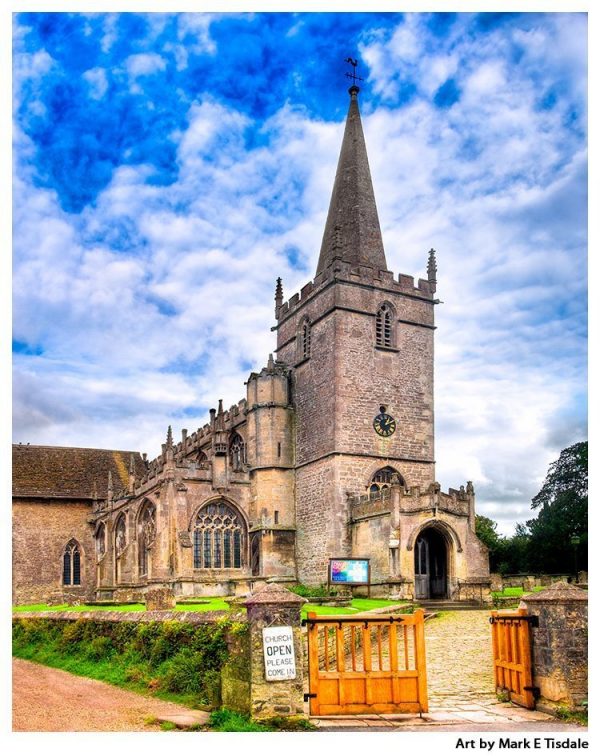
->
14, 596, 410, 618
301, 597, 411, 618
491, 586, 547, 598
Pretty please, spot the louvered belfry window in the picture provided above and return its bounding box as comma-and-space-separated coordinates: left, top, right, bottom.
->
193, 501, 244, 569
376, 304, 393, 347
302, 320, 311, 358
63, 540, 81, 585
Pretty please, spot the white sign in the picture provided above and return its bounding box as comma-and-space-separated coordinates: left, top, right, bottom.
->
262, 625, 296, 681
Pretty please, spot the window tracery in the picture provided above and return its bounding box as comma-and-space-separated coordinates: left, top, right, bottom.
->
193, 501, 245, 569
115, 514, 127, 555
96, 523, 106, 559
376, 304, 394, 347
138, 503, 156, 577
230, 433, 246, 472
63, 539, 81, 585
369, 466, 404, 498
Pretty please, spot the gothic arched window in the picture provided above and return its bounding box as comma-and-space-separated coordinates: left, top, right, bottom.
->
376, 304, 394, 347
230, 433, 246, 472
63, 539, 81, 585
369, 466, 404, 498
196, 450, 209, 468
138, 503, 156, 577
193, 501, 245, 569
96, 523, 106, 560
115, 514, 127, 555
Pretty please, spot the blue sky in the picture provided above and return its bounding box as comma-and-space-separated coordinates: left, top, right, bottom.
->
12, 11, 587, 534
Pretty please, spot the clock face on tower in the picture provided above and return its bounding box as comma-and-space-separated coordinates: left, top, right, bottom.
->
373, 411, 396, 437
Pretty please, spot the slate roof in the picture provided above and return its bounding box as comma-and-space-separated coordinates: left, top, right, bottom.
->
12, 444, 147, 500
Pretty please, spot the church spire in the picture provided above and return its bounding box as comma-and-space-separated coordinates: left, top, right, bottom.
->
316, 83, 387, 276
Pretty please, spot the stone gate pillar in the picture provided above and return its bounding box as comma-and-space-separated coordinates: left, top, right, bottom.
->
243, 583, 307, 719
520, 581, 587, 709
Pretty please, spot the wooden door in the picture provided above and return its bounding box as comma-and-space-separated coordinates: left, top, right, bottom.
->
306, 610, 428, 716
430, 550, 446, 598
414, 536, 429, 599
490, 609, 535, 709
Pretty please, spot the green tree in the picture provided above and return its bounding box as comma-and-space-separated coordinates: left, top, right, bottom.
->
526, 441, 588, 574
475, 515, 502, 552
475, 515, 525, 573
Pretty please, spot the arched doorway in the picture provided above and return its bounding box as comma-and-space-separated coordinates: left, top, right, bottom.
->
414, 526, 448, 599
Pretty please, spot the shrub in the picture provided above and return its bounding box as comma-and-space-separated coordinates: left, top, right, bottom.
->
289, 583, 337, 598
12, 616, 233, 708
125, 665, 150, 685
57, 620, 88, 651
159, 651, 221, 706
159, 648, 205, 694
86, 635, 113, 661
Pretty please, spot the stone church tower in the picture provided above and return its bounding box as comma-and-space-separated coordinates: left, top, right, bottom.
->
276, 84, 438, 582
12, 84, 490, 605
276, 84, 488, 598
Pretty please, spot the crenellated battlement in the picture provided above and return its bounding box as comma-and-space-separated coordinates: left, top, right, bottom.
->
276, 256, 437, 324
349, 480, 474, 522
129, 397, 248, 493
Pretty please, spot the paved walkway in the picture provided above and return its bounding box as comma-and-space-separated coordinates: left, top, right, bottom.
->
311, 610, 587, 731
426, 609, 495, 709
12, 658, 209, 732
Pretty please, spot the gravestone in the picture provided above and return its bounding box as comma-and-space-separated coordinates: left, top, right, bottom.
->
145, 587, 176, 611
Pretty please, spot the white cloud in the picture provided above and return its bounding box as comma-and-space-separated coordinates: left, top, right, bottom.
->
83, 67, 108, 100
176, 13, 218, 55
126, 52, 167, 83
100, 14, 119, 54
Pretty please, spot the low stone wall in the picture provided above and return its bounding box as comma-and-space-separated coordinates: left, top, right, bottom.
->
455, 578, 492, 603
498, 574, 575, 591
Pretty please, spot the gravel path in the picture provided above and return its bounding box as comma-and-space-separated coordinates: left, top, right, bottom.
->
12, 658, 205, 732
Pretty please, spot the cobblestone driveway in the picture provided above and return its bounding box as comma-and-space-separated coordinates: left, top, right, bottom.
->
425, 610, 495, 708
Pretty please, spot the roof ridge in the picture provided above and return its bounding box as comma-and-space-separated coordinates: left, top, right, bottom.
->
12, 444, 142, 454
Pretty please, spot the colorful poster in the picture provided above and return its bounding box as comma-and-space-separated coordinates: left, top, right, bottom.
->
329, 559, 369, 584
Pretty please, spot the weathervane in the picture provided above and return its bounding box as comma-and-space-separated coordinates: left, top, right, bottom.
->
345, 57, 364, 87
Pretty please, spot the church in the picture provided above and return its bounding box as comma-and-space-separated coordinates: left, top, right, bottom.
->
12, 84, 491, 605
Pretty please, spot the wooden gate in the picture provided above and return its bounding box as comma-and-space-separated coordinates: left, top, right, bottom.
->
490, 609, 536, 709
305, 609, 428, 716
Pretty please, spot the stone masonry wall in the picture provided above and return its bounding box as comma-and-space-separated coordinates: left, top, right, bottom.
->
295, 457, 338, 585
13, 500, 95, 604
521, 583, 588, 708
296, 455, 438, 587
333, 281, 435, 466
